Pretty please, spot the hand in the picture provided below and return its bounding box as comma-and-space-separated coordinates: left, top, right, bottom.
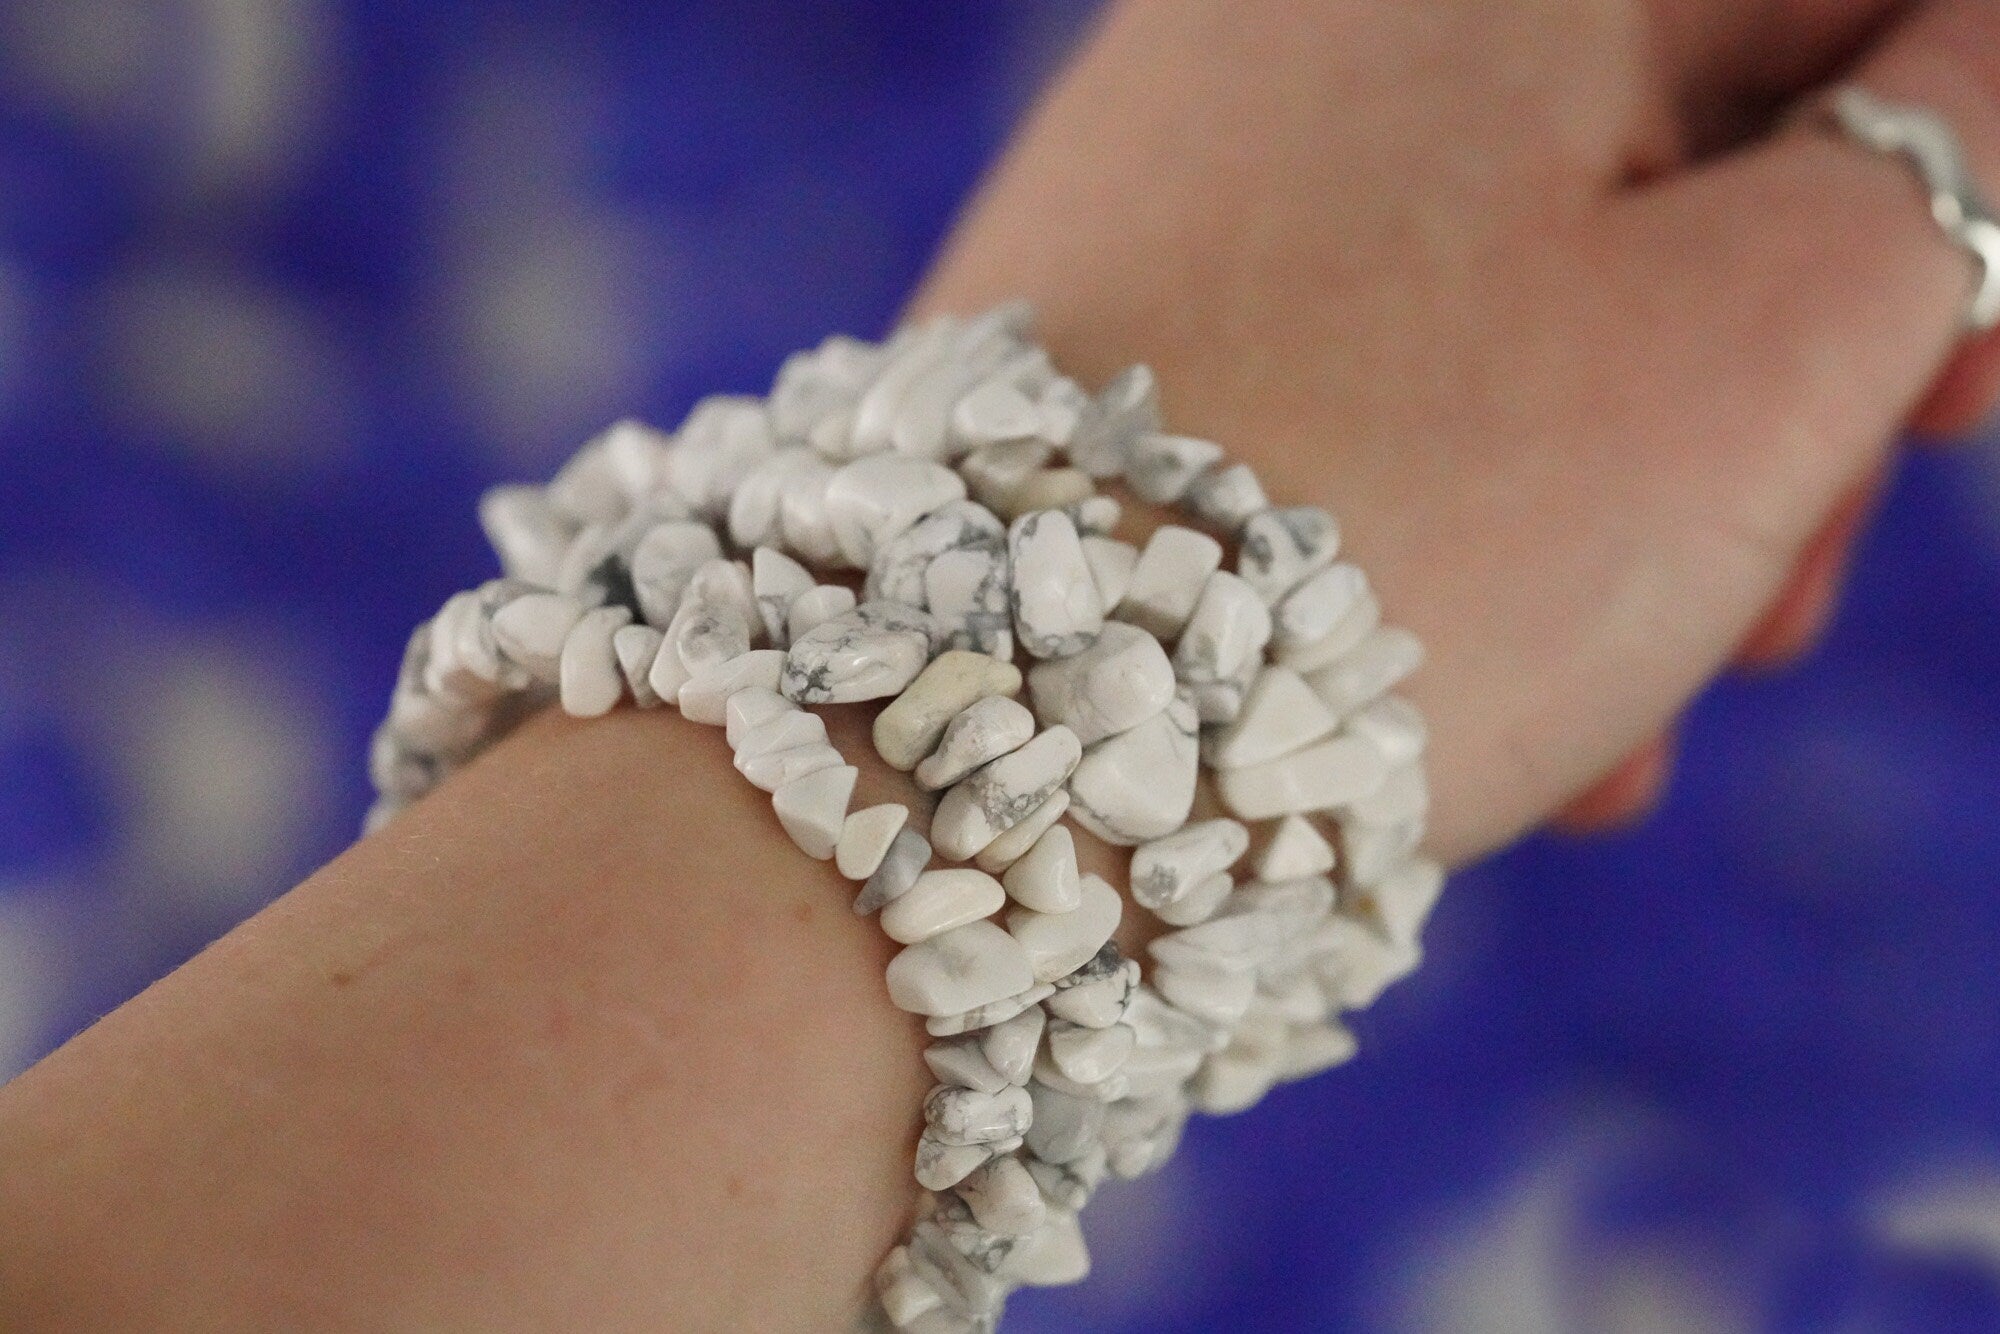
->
916, 0, 2000, 864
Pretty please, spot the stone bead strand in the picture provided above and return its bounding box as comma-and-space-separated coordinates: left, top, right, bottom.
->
366, 303, 1442, 1334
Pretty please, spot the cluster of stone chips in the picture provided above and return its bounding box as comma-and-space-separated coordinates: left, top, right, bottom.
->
365, 303, 1442, 1334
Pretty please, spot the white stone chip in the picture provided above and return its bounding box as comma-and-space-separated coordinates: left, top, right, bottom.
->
1070, 364, 1159, 478
922, 1080, 1034, 1146
1216, 734, 1391, 820
1363, 857, 1446, 946
992, 468, 1093, 520
1116, 526, 1223, 639
1129, 818, 1250, 912
1278, 1021, 1359, 1082
957, 1155, 1046, 1237
727, 447, 810, 549
1276, 583, 1381, 673
1256, 814, 1338, 881
856, 825, 931, 915
1027, 621, 1176, 746
881, 868, 1008, 945
836, 803, 909, 881
924, 1036, 1010, 1095
1066, 696, 1199, 846
824, 453, 968, 567
972, 790, 1071, 873
1340, 814, 1424, 888
1345, 695, 1429, 768
952, 379, 1043, 446
1079, 535, 1138, 610
913, 1132, 1003, 1194
1048, 1021, 1136, 1085
1349, 760, 1430, 827
872, 650, 1023, 772
557, 605, 631, 717
723, 686, 792, 748
1153, 958, 1257, 1027
914, 696, 1037, 791
775, 450, 842, 566
1008, 509, 1105, 659
1068, 493, 1122, 537
1305, 626, 1425, 717
612, 624, 666, 707
1024, 1081, 1104, 1164
1125, 432, 1221, 503
889, 921, 1039, 1018
732, 706, 826, 762
866, 500, 1005, 607
961, 439, 1053, 512
677, 649, 785, 725
1206, 665, 1341, 770
781, 601, 935, 704
925, 984, 1053, 1038
931, 726, 1083, 861
492, 591, 586, 681
1001, 824, 1081, 913
479, 484, 571, 587
629, 521, 722, 627
1006, 1211, 1091, 1288
784, 583, 857, 644
876, 1246, 945, 1327
1006, 873, 1122, 984
1183, 462, 1268, 534
1273, 562, 1369, 650
1155, 871, 1235, 926
921, 540, 1011, 658
737, 740, 843, 793
978, 1004, 1046, 1085
1171, 571, 1271, 686
750, 545, 814, 645
1237, 506, 1340, 603
773, 764, 857, 860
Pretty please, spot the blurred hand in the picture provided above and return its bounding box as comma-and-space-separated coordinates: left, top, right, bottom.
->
918, 0, 2000, 863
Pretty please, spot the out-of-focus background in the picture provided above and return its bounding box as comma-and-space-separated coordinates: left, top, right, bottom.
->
1, 2, 1997, 1330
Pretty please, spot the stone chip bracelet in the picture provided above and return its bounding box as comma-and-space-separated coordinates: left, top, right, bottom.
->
366, 302, 1444, 1332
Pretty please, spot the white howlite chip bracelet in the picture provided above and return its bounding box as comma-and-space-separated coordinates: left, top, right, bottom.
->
364, 304, 1441, 1332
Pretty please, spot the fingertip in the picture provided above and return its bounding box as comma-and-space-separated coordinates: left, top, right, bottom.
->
1909, 327, 2000, 440
1550, 734, 1675, 835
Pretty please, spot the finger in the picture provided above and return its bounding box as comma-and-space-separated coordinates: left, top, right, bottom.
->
1607, 0, 2000, 550
1645, 0, 1911, 152
1910, 323, 2000, 436
1732, 464, 1885, 667
1551, 731, 1676, 833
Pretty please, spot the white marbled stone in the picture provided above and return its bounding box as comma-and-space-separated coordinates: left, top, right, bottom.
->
558, 605, 631, 717
1255, 814, 1337, 881
836, 803, 909, 880
926, 983, 1053, 1038
491, 591, 586, 681
958, 1155, 1047, 1238
866, 500, 1005, 607
1154, 870, 1234, 926
1129, 819, 1250, 913
1116, 526, 1222, 640
784, 583, 857, 644
1278, 1021, 1359, 1082
873, 650, 1023, 772
1048, 1021, 1136, 1086
670, 594, 752, 678
1008, 509, 1104, 659
1349, 760, 1429, 827
875, 1245, 946, 1326
952, 379, 1043, 447
960, 439, 1052, 513
1066, 696, 1198, 846
479, 484, 572, 587
677, 649, 785, 725
781, 601, 935, 704
915, 696, 1037, 791
1027, 621, 1176, 746
889, 921, 1039, 1019
882, 869, 1008, 945
1344, 695, 1429, 768
1004, 1210, 1090, 1289
1275, 582, 1381, 673
737, 741, 843, 794
612, 623, 665, 707
775, 450, 842, 567
824, 453, 967, 567
1068, 493, 1122, 537
1171, 570, 1271, 686
750, 545, 814, 645
630, 521, 722, 627
1045, 964, 1136, 1029
1006, 873, 1122, 984
1125, 432, 1222, 503
665, 395, 776, 517
979, 1004, 1046, 1085
922, 1080, 1034, 1146
931, 726, 1083, 861
1216, 734, 1390, 820
773, 763, 856, 860
1272, 562, 1369, 652
1362, 857, 1445, 946
1001, 823, 1080, 914
1237, 507, 1339, 604
1304, 626, 1424, 717
732, 701, 827, 761
855, 825, 932, 915
1340, 813, 1424, 888
723, 686, 792, 748
1153, 958, 1256, 1028
1069, 364, 1159, 478
972, 790, 1070, 873
1183, 462, 1268, 534
1079, 535, 1137, 610
922, 540, 1011, 657
992, 468, 1093, 521
1204, 666, 1340, 770
925, 1035, 1010, 1095
913, 1131, 1006, 1194
727, 447, 812, 549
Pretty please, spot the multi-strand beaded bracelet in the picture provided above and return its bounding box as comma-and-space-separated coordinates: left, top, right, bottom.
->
366, 303, 1442, 1332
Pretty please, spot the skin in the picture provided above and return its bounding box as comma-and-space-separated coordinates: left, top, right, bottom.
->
3, 1, 1997, 1329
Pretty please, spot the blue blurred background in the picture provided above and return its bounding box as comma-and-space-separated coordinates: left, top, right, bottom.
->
2, 3, 1998, 1330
